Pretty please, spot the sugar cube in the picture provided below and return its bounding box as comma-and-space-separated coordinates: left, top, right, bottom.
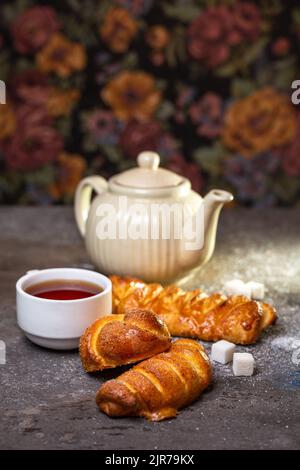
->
211, 340, 236, 364
232, 352, 255, 376
224, 279, 251, 298
246, 281, 265, 300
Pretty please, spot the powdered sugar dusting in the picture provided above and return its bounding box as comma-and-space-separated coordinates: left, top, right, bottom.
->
271, 336, 300, 352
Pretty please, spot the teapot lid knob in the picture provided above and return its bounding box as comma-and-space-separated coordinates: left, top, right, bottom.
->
137, 151, 160, 170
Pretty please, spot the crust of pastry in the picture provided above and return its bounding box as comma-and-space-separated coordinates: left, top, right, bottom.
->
80, 308, 171, 372
110, 276, 277, 344
96, 339, 212, 421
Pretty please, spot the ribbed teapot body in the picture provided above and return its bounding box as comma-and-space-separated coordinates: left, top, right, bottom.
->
85, 190, 204, 283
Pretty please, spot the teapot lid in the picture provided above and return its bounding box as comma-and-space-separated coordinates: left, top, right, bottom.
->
109, 152, 191, 197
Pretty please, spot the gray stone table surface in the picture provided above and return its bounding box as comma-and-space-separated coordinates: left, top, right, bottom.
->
0, 206, 299, 450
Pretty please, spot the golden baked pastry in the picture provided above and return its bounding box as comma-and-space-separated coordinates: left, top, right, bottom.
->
96, 338, 212, 421
110, 276, 277, 344
111, 275, 148, 314
80, 308, 171, 372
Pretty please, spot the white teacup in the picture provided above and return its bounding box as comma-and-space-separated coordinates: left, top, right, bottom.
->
16, 268, 112, 350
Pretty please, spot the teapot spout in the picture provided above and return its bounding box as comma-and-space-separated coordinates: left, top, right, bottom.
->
199, 189, 233, 265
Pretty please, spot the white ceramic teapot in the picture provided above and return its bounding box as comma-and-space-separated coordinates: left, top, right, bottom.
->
74, 151, 233, 283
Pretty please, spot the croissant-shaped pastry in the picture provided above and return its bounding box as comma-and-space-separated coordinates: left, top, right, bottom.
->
96, 339, 212, 421
80, 308, 171, 372
110, 276, 277, 344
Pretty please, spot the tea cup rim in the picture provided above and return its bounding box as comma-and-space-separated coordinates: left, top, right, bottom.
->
16, 267, 111, 304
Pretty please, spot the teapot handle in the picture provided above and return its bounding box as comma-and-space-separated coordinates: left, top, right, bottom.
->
74, 175, 108, 236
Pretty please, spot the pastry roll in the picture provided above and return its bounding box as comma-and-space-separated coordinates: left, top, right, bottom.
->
110, 276, 277, 344
96, 339, 212, 421
110, 275, 146, 314
80, 308, 171, 372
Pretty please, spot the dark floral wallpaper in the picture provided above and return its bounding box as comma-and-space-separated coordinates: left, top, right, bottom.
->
0, 0, 300, 206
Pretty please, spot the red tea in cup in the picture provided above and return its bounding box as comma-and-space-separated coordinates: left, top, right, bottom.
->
26, 279, 103, 301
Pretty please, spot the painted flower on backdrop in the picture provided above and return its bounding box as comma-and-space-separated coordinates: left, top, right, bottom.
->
119, 120, 162, 158
146, 26, 170, 50
115, 0, 154, 17
232, 2, 261, 41
0, 0, 300, 206
224, 153, 280, 203
47, 88, 80, 117
10, 70, 49, 106
189, 93, 224, 139
271, 37, 290, 57
280, 113, 300, 177
166, 154, 203, 193
101, 71, 162, 121
187, 2, 261, 68
48, 153, 87, 201
118, 120, 181, 160
157, 133, 180, 159
223, 88, 296, 157
1, 106, 63, 171
175, 87, 196, 124
146, 25, 170, 66
281, 142, 300, 177
225, 166, 270, 205
84, 110, 122, 145
10, 6, 60, 54
36, 34, 87, 77
100, 7, 138, 53
0, 103, 16, 140
10, 70, 80, 118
